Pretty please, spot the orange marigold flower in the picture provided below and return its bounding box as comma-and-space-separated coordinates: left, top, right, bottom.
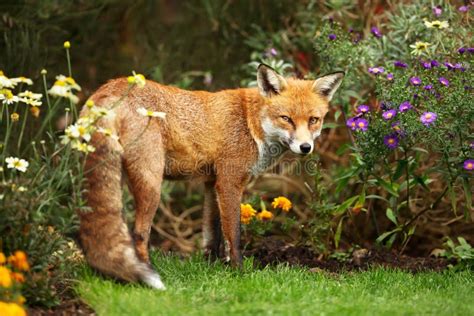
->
11, 272, 25, 283
271, 196, 292, 212
30, 106, 40, 118
0, 253, 6, 265
8, 251, 29, 271
257, 210, 274, 221
0, 302, 27, 316
240, 203, 256, 224
0, 266, 12, 287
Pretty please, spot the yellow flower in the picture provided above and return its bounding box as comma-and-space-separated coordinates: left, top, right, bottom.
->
64, 41, 71, 48
240, 204, 257, 224
85, 99, 94, 108
0, 253, 6, 264
257, 210, 274, 221
127, 71, 146, 88
136, 107, 166, 119
271, 196, 292, 212
0, 302, 27, 316
410, 41, 431, 55
11, 113, 19, 122
424, 20, 449, 29
0, 266, 12, 287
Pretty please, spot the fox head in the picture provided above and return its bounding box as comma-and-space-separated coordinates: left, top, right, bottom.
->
256, 64, 344, 155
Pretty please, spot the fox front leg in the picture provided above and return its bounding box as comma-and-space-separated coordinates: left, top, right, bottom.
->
214, 171, 247, 267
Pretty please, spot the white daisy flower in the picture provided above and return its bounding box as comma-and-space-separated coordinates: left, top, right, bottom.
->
19, 90, 42, 100
136, 107, 166, 119
127, 71, 146, 88
5, 157, 29, 172
11, 76, 33, 85
97, 127, 119, 141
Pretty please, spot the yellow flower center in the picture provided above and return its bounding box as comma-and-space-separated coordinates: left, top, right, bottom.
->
467, 163, 473, 169
388, 139, 395, 144
425, 114, 432, 119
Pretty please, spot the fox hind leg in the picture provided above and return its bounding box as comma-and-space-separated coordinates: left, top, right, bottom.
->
202, 181, 222, 259
123, 134, 165, 264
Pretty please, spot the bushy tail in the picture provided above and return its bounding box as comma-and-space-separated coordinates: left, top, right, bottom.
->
79, 133, 165, 290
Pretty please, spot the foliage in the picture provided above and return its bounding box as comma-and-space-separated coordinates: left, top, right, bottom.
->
441, 237, 474, 270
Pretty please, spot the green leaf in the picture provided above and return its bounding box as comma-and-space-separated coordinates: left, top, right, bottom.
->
335, 195, 359, 214
334, 216, 345, 249
376, 177, 399, 197
386, 208, 398, 225
461, 178, 472, 221
366, 194, 389, 203
393, 159, 408, 181
448, 183, 457, 214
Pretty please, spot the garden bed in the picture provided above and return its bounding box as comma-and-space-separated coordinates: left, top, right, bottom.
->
246, 237, 449, 273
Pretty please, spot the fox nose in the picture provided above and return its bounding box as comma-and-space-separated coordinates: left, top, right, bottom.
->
300, 143, 312, 154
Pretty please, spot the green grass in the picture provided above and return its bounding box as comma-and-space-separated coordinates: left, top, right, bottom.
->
76, 253, 474, 316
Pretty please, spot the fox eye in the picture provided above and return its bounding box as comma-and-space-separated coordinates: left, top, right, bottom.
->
309, 117, 320, 125
280, 115, 291, 123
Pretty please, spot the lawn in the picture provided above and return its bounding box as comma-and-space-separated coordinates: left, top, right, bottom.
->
76, 253, 474, 316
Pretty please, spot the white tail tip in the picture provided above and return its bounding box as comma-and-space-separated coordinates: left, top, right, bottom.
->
142, 271, 166, 290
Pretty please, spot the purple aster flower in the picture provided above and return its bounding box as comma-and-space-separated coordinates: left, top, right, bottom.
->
445, 62, 456, 70
394, 61, 407, 68
371, 27, 382, 38
464, 159, 474, 171
458, 47, 466, 54
355, 118, 369, 131
459, 6, 469, 12
439, 77, 449, 86
433, 6, 442, 17
409, 77, 422, 86
468, 48, 474, 54
398, 101, 412, 112
346, 117, 358, 130
382, 109, 397, 120
423, 84, 433, 90
454, 63, 466, 71
328, 34, 337, 40
384, 134, 399, 149
387, 73, 394, 81
422, 61, 432, 69
368, 66, 385, 74
420, 112, 437, 126
357, 104, 370, 113
430, 60, 440, 67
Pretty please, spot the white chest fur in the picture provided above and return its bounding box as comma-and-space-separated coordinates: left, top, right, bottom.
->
250, 139, 286, 175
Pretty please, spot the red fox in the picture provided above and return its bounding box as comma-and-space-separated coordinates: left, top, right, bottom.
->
79, 64, 344, 290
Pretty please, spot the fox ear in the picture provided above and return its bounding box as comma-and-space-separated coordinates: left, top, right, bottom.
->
257, 64, 287, 97
312, 72, 344, 101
